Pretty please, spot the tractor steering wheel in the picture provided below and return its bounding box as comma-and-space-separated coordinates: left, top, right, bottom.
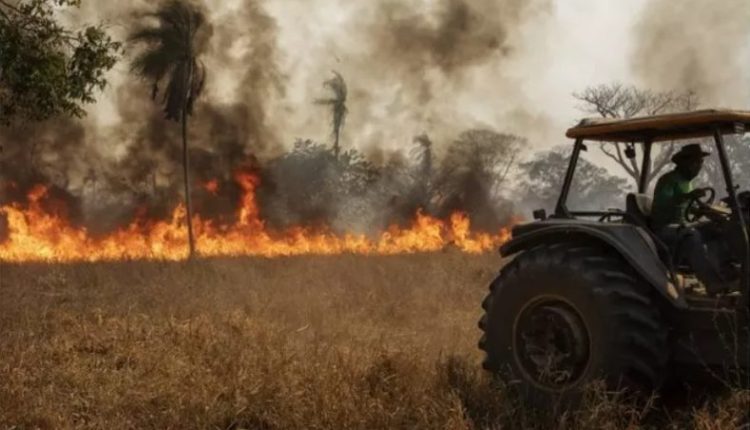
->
684, 187, 716, 223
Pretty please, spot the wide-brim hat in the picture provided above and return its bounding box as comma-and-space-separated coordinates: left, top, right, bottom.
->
671, 143, 711, 163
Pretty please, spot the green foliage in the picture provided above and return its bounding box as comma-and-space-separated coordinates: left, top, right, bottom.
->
0, 0, 120, 124
130, 0, 209, 122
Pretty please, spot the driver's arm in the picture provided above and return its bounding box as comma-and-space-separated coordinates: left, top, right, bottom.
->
675, 189, 702, 204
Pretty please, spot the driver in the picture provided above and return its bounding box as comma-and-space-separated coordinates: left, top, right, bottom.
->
651, 144, 726, 295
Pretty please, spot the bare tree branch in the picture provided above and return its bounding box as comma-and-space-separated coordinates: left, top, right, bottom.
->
574, 83, 700, 187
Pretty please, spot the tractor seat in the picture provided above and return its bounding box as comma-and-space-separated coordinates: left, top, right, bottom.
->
626, 193, 653, 228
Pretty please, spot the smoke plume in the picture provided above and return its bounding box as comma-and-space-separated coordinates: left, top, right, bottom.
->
632, 0, 750, 105
1, 0, 550, 236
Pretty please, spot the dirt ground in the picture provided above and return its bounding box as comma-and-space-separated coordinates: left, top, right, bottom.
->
0, 252, 747, 429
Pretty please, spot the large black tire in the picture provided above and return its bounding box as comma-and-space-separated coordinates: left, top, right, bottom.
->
478, 241, 668, 408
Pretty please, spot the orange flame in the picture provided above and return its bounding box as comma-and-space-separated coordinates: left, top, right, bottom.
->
202, 179, 220, 195
0, 173, 515, 263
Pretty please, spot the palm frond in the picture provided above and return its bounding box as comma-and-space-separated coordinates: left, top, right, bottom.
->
132, 48, 178, 80
313, 71, 349, 156
187, 59, 207, 114
129, 0, 208, 122
316, 71, 348, 139
162, 60, 189, 120
129, 27, 181, 46
323, 71, 347, 101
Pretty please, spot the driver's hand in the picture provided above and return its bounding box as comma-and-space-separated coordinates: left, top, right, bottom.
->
689, 189, 707, 199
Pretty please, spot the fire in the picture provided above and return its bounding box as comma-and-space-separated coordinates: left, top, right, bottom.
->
202, 179, 220, 195
0, 172, 515, 263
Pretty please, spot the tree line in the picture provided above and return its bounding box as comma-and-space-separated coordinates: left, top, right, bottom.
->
4, 0, 749, 257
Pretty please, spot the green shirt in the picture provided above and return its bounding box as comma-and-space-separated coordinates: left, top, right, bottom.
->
651, 169, 693, 229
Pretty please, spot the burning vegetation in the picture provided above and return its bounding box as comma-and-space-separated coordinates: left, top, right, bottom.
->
0, 167, 514, 262
0, 0, 532, 263
2, 1, 750, 428
3, 0, 746, 264
0, 115, 518, 263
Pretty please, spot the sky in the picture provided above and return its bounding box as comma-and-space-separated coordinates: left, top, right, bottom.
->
262, 0, 653, 150
81, 0, 750, 160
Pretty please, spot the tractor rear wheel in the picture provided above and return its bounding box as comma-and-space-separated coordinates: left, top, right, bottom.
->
478, 242, 668, 408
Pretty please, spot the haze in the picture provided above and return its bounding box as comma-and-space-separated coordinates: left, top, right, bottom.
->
62, 0, 750, 157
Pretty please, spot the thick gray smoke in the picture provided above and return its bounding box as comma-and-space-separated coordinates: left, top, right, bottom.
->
369, 0, 516, 104
0, 0, 548, 235
278, 0, 552, 151
2, 0, 285, 231
632, 0, 750, 105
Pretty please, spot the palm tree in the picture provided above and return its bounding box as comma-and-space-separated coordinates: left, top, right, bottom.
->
411, 133, 433, 208
411, 133, 433, 184
130, 0, 208, 258
316, 71, 348, 158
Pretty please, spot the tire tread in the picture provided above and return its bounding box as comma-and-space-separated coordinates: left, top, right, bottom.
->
478, 240, 669, 394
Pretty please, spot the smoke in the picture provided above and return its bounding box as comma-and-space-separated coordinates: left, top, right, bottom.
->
272, 0, 552, 149
1, 0, 551, 236
111, 0, 284, 181
0, 117, 89, 223
254, 0, 546, 233
368, 0, 513, 105
632, 0, 750, 105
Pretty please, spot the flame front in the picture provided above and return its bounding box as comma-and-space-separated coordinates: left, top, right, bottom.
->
0, 172, 514, 263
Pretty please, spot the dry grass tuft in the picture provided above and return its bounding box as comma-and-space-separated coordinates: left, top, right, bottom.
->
0, 252, 747, 429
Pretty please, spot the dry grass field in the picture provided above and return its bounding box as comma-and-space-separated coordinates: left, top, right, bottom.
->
0, 252, 747, 429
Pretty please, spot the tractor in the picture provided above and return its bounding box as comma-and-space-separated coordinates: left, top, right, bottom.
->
479, 109, 750, 406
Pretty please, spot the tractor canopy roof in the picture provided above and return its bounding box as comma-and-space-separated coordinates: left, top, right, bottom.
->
566, 109, 750, 143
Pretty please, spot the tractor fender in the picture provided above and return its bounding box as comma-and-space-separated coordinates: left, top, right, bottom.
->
500, 224, 688, 309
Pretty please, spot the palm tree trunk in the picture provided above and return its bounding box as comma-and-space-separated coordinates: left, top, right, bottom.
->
182, 105, 196, 259
333, 128, 340, 158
